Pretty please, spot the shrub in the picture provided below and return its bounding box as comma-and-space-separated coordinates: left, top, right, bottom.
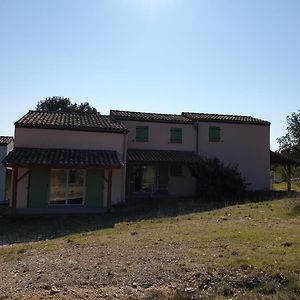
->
189, 157, 246, 200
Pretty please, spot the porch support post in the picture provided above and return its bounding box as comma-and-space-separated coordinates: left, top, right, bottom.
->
107, 168, 113, 210
287, 164, 291, 192
11, 166, 18, 216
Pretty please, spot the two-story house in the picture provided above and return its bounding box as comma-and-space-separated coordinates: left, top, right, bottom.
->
3, 109, 271, 214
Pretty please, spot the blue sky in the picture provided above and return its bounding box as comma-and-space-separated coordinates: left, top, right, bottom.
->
0, 0, 299, 150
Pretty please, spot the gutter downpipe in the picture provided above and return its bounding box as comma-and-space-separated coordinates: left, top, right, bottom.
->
121, 129, 128, 202
193, 122, 199, 154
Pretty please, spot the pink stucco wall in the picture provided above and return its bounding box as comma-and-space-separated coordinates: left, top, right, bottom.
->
121, 120, 196, 151
15, 128, 125, 154
197, 122, 270, 191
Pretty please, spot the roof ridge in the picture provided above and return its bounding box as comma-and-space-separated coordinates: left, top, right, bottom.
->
28, 110, 102, 116
111, 109, 185, 117
183, 111, 255, 118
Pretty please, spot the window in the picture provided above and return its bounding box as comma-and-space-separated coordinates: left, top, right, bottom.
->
209, 126, 221, 142
136, 126, 149, 142
170, 128, 182, 143
49, 169, 85, 205
170, 164, 183, 176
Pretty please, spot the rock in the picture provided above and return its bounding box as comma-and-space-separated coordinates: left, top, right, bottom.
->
282, 241, 292, 247
50, 286, 60, 294
132, 281, 137, 288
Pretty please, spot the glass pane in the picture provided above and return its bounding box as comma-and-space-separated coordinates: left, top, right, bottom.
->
171, 128, 182, 143
67, 170, 84, 205
50, 169, 67, 205
142, 166, 156, 192
136, 126, 148, 142
209, 126, 220, 142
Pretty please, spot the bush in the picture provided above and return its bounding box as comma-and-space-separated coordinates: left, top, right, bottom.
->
189, 157, 246, 200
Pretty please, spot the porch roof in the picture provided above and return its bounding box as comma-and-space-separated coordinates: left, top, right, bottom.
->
127, 149, 201, 164
2, 147, 124, 168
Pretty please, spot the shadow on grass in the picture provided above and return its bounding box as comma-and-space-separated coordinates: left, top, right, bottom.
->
0, 190, 298, 246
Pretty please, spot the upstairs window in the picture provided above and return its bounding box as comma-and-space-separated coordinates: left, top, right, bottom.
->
209, 126, 221, 142
170, 128, 182, 143
136, 126, 149, 142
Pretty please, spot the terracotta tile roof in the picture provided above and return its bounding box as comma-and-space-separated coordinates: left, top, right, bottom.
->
127, 149, 201, 163
15, 111, 127, 133
110, 110, 192, 124
0, 136, 13, 146
182, 112, 270, 125
2, 148, 123, 168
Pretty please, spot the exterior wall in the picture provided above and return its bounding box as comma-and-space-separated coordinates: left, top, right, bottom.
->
0, 141, 14, 202
168, 165, 196, 196
103, 168, 123, 207
16, 168, 29, 208
15, 128, 124, 154
0, 146, 7, 201
197, 122, 270, 191
121, 120, 196, 151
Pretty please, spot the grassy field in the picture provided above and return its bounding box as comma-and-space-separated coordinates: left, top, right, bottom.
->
273, 181, 300, 192
0, 196, 300, 299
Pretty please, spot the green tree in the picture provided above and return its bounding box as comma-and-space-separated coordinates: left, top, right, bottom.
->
277, 110, 300, 162
36, 96, 99, 114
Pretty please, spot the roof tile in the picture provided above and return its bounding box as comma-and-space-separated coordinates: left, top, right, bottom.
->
2, 148, 123, 168
110, 110, 192, 124
182, 112, 270, 125
127, 149, 201, 163
15, 111, 127, 133
0, 136, 13, 146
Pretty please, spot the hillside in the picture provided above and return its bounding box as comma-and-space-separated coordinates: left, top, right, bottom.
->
0, 197, 299, 299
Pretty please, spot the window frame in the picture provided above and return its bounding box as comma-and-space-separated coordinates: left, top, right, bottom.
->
49, 169, 86, 206
209, 126, 221, 142
170, 127, 182, 144
136, 126, 149, 142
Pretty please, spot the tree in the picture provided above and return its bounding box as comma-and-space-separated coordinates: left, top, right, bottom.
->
36, 96, 99, 114
277, 110, 300, 162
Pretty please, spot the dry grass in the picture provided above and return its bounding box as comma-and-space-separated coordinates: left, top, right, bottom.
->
0, 197, 300, 299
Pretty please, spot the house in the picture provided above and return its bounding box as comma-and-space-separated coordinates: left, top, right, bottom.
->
2, 111, 127, 214
2, 109, 271, 214
0, 136, 14, 203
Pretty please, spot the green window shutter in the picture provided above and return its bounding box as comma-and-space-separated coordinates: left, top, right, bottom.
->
28, 167, 50, 208
85, 169, 104, 208
136, 126, 148, 142
170, 128, 182, 143
209, 126, 221, 142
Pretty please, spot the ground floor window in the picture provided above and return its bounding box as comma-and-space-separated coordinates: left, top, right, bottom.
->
49, 169, 85, 205
128, 165, 169, 195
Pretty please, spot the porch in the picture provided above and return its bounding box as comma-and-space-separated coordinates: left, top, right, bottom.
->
2, 147, 124, 215
126, 149, 201, 199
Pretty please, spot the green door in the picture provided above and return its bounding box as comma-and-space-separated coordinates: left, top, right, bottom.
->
28, 167, 50, 208
85, 169, 104, 208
